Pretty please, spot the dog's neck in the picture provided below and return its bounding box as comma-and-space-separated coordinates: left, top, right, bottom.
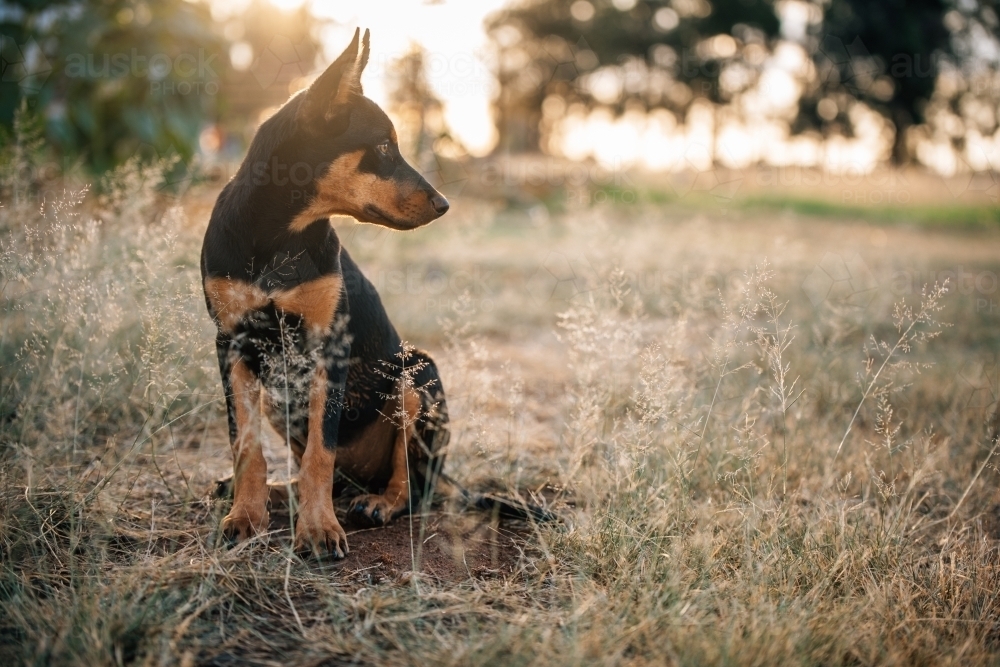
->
240, 174, 320, 239
223, 99, 331, 243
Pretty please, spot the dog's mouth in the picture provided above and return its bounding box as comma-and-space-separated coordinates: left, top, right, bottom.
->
362, 204, 423, 230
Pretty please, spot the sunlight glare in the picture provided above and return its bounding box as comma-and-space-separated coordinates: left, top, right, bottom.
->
306, 0, 509, 156
269, 0, 306, 10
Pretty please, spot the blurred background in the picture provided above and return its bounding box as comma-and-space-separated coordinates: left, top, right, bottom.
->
1, 0, 998, 208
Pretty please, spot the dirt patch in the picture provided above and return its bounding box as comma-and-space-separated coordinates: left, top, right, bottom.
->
84, 437, 543, 587
267, 505, 532, 584
341, 512, 529, 583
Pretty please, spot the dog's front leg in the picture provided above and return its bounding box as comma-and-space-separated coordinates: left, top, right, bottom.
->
294, 352, 350, 559
220, 350, 270, 542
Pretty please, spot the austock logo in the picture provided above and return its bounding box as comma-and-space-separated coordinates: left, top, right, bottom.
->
526, 251, 598, 305
421, 153, 469, 199
817, 35, 882, 96
0, 37, 52, 94
802, 252, 878, 309
668, 143, 744, 203
543, 34, 595, 86
251, 35, 312, 90
940, 148, 999, 203
958, 356, 999, 430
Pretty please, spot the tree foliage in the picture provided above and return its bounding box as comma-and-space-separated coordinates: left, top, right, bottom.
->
488, 0, 1000, 163
0, 0, 321, 172
489, 0, 780, 152
1, 0, 228, 171
802, 0, 996, 162
386, 46, 465, 165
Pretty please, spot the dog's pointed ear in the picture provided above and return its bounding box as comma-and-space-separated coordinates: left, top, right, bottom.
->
299, 28, 369, 123
337, 29, 370, 101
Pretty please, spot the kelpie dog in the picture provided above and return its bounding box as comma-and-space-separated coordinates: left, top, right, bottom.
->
202, 29, 544, 560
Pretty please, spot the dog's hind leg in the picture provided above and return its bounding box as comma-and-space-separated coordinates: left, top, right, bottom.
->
349, 350, 450, 527
348, 385, 422, 526
411, 353, 450, 503
219, 352, 270, 542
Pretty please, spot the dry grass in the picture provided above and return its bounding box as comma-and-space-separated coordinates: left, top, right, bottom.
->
3, 129, 1000, 665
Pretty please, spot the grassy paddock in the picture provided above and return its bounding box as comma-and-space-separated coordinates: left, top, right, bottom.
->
2, 143, 1000, 665
738, 195, 1000, 228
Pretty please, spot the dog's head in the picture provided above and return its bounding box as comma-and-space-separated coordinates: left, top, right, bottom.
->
288, 29, 449, 231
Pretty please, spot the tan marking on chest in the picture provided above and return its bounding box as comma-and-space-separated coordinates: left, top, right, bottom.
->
271, 274, 342, 332
205, 274, 342, 334
204, 277, 269, 334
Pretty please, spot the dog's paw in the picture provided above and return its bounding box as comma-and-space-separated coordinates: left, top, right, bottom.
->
221, 505, 269, 543
348, 493, 406, 527
294, 503, 349, 559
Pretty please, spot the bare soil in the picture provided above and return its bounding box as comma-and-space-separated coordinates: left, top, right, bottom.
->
281, 509, 529, 585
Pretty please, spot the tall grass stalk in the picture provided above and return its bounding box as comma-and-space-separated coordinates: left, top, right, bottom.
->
836, 281, 949, 458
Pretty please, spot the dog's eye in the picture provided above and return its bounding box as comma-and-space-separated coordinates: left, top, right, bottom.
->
377, 141, 390, 156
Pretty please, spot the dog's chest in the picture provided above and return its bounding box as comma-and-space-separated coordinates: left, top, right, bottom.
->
204, 227, 344, 336
204, 273, 343, 337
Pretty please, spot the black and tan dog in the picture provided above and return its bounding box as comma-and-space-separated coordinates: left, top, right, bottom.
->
202, 29, 543, 559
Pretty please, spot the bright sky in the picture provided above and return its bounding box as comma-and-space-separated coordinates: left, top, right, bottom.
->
283, 0, 509, 156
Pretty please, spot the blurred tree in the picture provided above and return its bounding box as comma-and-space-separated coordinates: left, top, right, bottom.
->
211, 1, 323, 155
385, 45, 465, 167
488, 0, 1000, 164
1, 0, 227, 171
0, 0, 322, 172
801, 0, 995, 163
923, 0, 1000, 170
487, 0, 780, 152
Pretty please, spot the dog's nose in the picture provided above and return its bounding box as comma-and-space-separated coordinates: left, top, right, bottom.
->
429, 193, 449, 215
